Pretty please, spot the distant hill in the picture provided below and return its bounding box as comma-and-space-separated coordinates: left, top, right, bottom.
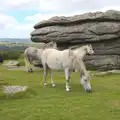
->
0, 38, 32, 43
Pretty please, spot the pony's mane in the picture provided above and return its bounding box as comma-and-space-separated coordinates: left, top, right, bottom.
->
72, 56, 87, 75
73, 45, 87, 52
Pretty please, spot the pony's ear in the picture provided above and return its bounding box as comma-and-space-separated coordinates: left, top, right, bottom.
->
84, 46, 87, 51
69, 49, 74, 57
53, 41, 57, 49
89, 44, 92, 47
43, 43, 47, 49
53, 41, 57, 46
52, 41, 54, 44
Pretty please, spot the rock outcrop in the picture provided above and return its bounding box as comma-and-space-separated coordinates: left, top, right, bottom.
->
30, 10, 120, 71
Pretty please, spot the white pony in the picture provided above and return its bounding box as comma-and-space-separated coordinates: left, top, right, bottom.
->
24, 47, 44, 72
73, 44, 94, 60
73, 44, 94, 72
41, 48, 92, 92
24, 41, 57, 72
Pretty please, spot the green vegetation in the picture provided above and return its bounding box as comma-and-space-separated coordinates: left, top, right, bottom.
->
1, 50, 23, 60
18, 53, 25, 66
0, 42, 44, 63
0, 41, 44, 50
0, 66, 120, 120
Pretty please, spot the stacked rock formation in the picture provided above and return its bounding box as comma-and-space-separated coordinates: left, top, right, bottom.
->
30, 10, 120, 71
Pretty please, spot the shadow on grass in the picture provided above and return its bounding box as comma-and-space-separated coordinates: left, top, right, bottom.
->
45, 82, 88, 94
49, 82, 112, 94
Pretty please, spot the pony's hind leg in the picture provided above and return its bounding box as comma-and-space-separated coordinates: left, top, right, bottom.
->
29, 58, 34, 72
29, 65, 33, 72
65, 68, 71, 92
27, 63, 33, 72
49, 69, 56, 87
24, 57, 29, 71
24, 56, 31, 72
24, 53, 33, 73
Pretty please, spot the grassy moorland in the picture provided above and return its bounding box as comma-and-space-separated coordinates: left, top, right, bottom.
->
0, 66, 120, 120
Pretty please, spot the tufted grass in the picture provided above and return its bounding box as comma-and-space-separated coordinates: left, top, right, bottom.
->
0, 66, 120, 120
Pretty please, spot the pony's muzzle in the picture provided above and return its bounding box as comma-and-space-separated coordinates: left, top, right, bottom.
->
85, 88, 92, 93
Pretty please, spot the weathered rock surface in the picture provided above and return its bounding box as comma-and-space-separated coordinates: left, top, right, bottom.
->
30, 10, 120, 71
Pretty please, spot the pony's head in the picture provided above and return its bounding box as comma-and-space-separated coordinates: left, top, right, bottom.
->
84, 44, 94, 55
80, 71, 92, 93
72, 57, 92, 93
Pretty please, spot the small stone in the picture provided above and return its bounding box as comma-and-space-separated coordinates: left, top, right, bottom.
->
3, 85, 28, 96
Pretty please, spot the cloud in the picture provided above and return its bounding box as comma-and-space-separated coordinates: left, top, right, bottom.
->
24, 0, 120, 23
25, 6, 120, 24
1, 0, 120, 13
25, 13, 54, 23
1, 0, 120, 12
99, 6, 120, 12
0, 13, 34, 38
1, 0, 120, 38
0, 0, 40, 11
0, 13, 18, 29
25, 12, 78, 23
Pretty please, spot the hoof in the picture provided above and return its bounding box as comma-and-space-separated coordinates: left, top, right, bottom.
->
28, 70, 33, 73
44, 83, 48, 86
66, 88, 71, 92
52, 84, 56, 87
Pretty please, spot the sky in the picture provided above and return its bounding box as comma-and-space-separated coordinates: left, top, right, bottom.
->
0, 0, 120, 38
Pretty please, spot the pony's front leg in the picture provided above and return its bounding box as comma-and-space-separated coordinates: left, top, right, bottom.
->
80, 73, 83, 85
49, 70, 56, 87
65, 68, 71, 92
43, 64, 48, 86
